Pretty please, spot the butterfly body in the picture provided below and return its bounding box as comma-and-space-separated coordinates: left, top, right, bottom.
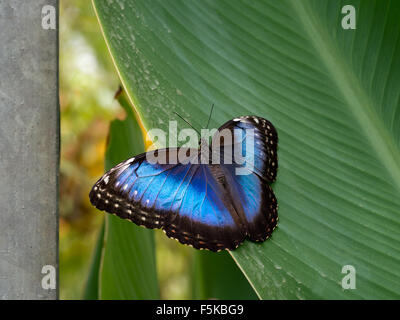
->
90, 116, 278, 251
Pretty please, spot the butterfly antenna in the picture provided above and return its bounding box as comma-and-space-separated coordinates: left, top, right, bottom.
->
173, 112, 201, 135
206, 103, 214, 129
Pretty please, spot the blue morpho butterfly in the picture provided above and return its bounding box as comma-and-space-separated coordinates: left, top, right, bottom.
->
89, 111, 278, 252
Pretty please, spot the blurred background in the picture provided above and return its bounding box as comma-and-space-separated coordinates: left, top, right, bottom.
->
59, 0, 193, 299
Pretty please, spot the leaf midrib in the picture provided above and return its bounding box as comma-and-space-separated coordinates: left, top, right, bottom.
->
291, 0, 400, 193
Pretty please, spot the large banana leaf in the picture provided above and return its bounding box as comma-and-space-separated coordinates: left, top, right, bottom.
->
92, 0, 400, 299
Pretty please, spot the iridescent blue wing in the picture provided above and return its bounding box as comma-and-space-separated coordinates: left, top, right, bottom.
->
89, 148, 245, 251
214, 115, 278, 242
216, 115, 278, 182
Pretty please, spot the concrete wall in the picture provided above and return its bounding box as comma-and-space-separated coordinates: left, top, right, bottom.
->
0, 1, 58, 299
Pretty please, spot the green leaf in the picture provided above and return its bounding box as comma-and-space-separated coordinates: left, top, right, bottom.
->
83, 220, 105, 300
192, 250, 258, 300
93, 0, 400, 299
98, 89, 159, 299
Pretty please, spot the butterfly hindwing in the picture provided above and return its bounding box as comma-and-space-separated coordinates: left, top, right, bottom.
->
222, 162, 278, 242
163, 163, 246, 251
89, 148, 246, 251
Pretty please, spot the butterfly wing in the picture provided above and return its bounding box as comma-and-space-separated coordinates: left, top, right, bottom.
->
89, 148, 245, 251
221, 163, 278, 242
216, 115, 278, 182
214, 115, 278, 242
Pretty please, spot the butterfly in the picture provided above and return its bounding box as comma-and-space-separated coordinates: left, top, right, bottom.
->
89, 115, 278, 252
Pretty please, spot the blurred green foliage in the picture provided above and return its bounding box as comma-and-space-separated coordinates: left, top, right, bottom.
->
60, 0, 194, 300
59, 0, 119, 300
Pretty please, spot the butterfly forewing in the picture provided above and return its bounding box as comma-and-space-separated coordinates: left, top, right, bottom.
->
89, 148, 246, 251
215, 115, 278, 182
